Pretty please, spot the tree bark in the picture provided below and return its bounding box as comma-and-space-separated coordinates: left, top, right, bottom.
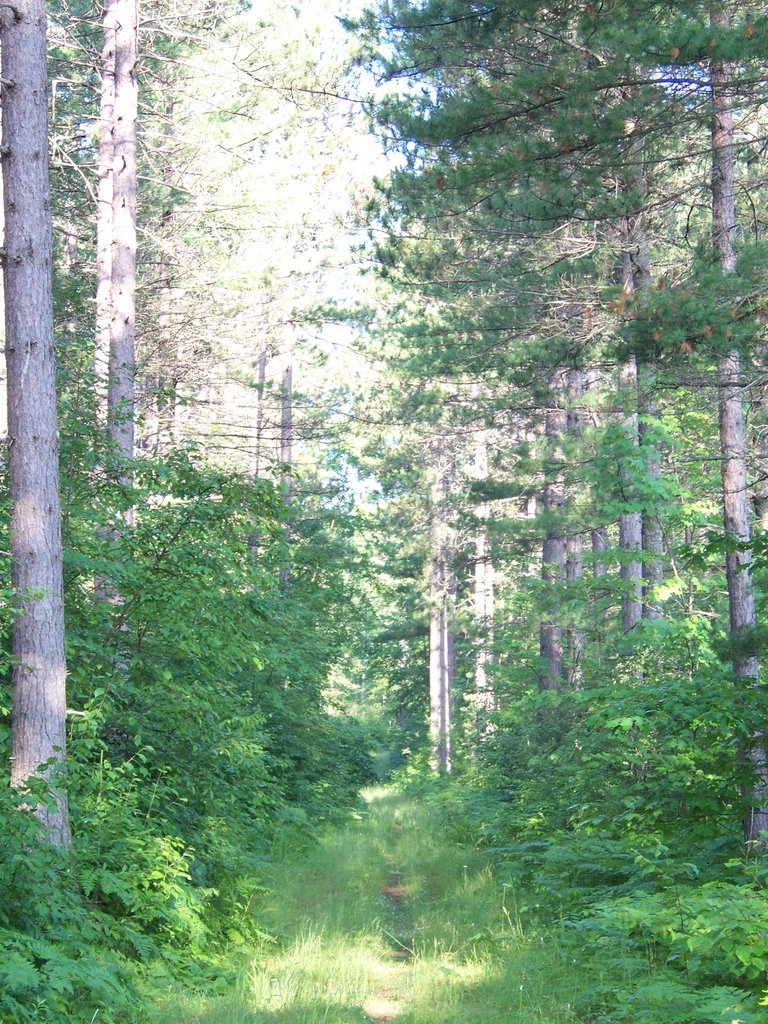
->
619, 139, 654, 632
566, 368, 584, 687
253, 344, 268, 478
624, 158, 664, 620
278, 329, 293, 584
280, 354, 293, 497
472, 418, 495, 732
618, 358, 642, 636
429, 557, 451, 773
586, 367, 608, 579
539, 367, 567, 691
95, 0, 115, 418
639, 367, 664, 619
591, 526, 608, 578
429, 444, 454, 772
3, 0, 71, 847
108, 0, 138, 472
710, 10, 767, 842
753, 387, 768, 530
156, 97, 177, 450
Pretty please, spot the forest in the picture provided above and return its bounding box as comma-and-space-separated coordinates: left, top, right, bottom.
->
3, 0, 768, 1022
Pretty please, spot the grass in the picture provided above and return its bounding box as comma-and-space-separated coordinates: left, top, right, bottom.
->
154, 787, 595, 1024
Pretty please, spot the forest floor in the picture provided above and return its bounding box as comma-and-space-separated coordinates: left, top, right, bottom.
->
157, 788, 586, 1024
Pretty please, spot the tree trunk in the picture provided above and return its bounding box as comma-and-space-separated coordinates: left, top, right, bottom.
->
279, 330, 293, 584
619, 144, 653, 633
156, 97, 177, 450
429, 445, 454, 772
429, 557, 449, 772
623, 155, 664, 621
753, 387, 768, 530
639, 367, 664, 619
586, 367, 608, 579
473, 419, 495, 732
539, 367, 567, 691
95, 0, 115, 417
108, 0, 138, 472
280, 356, 293, 496
3, 0, 71, 847
710, 10, 767, 842
253, 344, 268, 478
618, 279, 642, 635
591, 527, 608, 578
566, 368, 584, 687
444, 554, 456, 763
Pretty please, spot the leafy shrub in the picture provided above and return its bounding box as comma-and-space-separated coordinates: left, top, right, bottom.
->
0, 434, 376, 1021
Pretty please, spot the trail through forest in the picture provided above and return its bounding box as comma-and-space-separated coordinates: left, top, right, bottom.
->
8, 4, 768, 1023
161, 789, 582, 1024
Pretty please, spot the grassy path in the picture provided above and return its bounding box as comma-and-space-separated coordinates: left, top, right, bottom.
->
161, 788, 582, 1024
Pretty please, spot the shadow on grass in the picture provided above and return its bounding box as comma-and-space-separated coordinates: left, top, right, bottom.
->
155, 790, 600, 1024
164, 993, 385, 1024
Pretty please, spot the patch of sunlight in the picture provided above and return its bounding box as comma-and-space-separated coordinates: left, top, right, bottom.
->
247, 929, 393, 1016
362, 785, 393, 803
155, 789, 588, 1024
362, 994, 402, 1021
395, 948, 583, 1024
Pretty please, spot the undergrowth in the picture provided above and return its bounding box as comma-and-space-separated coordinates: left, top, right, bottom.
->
0, 447, 377, 1024
159, 787, 682, 1024
418, 777, 766, 1024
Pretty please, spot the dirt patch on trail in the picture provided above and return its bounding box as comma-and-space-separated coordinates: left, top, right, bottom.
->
380, 871, 414, 963
380, 884, 409, 903
361, 864, 415, 1021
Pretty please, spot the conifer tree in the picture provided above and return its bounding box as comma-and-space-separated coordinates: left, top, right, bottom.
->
3, 0, 71, 847
539, 368, 568, 691
709, 5, 767, 840
471, 401, 495, 729
428, 434, 456, 772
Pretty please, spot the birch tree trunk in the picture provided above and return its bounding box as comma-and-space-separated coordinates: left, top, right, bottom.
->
618, 345, 642, 635
279, 326, 293, 584
253, 344, 268, 478
108, 0, 138, 473
429, 554, 450, 772
95, 0, 115, 416
639, 368, 664, 620
157, 97, 177, 450
710, 9, 767, 842
3, 0, 71, 847
247, 344, 269, 561
444, 553, 456, 762
619, 144, 654, 633
429, 445, 454, 772
625, 162, 664, 620
591, 526, 608, 578
619, 89, 665, 623
280, 355, 293, 497
586, 367, 608, 579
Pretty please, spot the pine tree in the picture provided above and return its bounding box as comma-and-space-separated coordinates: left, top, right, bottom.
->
709, 5, 766, 841
3, 0, 71, 847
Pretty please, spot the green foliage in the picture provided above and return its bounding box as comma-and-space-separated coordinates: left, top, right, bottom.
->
585, 880, 768, 985
403, 776, 767, 1024
0, 784, 140, 1024
1, 396, 377, 1021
